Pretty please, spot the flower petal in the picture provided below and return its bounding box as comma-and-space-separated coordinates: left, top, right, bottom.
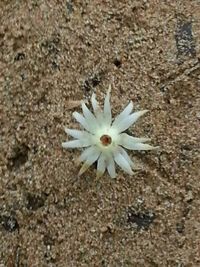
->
112, 101, 133, 127
79, 146, 98, 162
118, 147, 134, 168
97, 153, 106, 178
62, 139, 91, 148
81, 102, 98, 131
73, 111, 91, 132
103, 85, 112, 126
106, 155, 116, 178
91, 92, 104, 125
91, 93, 100, 114
114, 150, 133, 175
119, 133, 151, 149
79, 149, 101, 175
126, 143, 159, 150
114, 110, 148, 133
65, 128, 89, 139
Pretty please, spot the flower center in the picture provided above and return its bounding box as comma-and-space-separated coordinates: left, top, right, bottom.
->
100, 134, 112, 146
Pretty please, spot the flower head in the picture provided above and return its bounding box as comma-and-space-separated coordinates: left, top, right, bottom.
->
62, 86, 158, 178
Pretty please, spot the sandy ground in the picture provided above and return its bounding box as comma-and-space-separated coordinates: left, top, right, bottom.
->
0, 1, 200, 266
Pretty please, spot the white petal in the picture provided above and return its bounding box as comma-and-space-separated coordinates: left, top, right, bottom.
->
81, 102, 98, 131
118, 147, 134, 168
64, 128, 89, 139
91, 93, 100, 114
112, 101, 133, 127
79, 146, 98, 162
73, 112, 91, 132
119, 133, 150, 149
114, 110, 148, 133
106, 155, 116, 178
97, 153, 106, 177
103, 86, 112, 125
91, 92, 104, 124
79, 149, 100, 175
62, 139, 91, 148
114, 151, 133, 175
126, 143, 159, 150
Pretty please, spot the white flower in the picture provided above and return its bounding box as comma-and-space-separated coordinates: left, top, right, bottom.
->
62, 86, 158, 178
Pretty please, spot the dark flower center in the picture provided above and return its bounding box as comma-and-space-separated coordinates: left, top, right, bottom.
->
100, 134, 112, 146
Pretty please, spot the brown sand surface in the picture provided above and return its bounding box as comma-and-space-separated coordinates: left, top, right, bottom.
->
0, 1, 200, 266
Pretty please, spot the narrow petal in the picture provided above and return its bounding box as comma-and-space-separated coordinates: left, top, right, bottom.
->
114, 151, 133, 175
73, 112, 91, 132
91, 93, 100, 114
65, 128, 89, 139
97, 153, 106, 178
126, 143, 159, 150
119, 133, 151, 149
62, 139, 91, 148
79, 146, 98, 162
103, 85, 112, 125
91, 92, 104, 124
81, 102, 98, 131
106, 155, 116, 178
112, 101, 133, 127
114, 110, 148, 133
79, 149, 101, 175
118, 147, 134, 168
